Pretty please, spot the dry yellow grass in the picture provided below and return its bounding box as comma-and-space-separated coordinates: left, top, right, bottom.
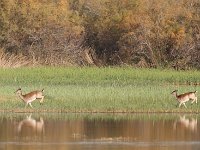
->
0, 48, 32, 68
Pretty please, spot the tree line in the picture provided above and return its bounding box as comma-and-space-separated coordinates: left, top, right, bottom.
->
0, 0, 200, 69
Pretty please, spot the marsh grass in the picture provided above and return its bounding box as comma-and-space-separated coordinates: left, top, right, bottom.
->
0, 50, 31, 68
0, 67, 200, 112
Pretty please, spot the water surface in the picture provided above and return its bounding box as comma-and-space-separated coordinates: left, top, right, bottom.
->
0, 113, 200, 150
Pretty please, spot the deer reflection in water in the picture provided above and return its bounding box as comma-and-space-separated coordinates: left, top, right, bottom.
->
17, 114, 44, 136
173, 115, 197, 132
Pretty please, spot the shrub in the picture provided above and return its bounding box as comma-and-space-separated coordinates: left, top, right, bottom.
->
0, 0, 90, 66
0, 0, 200, 69
0, 48, 30, 68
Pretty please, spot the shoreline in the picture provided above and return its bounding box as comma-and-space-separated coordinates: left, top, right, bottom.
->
0, 109, 200, 114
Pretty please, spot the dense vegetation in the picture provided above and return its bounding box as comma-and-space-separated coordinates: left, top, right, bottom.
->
0, 0, 200, 69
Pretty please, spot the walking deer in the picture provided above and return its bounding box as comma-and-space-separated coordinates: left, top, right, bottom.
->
15, 88, 44, 108
171, 90, 197, 108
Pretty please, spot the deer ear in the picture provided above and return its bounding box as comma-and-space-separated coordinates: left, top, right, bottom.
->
15, 88, 21, 93
171, 90, 177, 94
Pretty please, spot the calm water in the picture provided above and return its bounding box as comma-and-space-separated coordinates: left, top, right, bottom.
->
0, 113, 200, 150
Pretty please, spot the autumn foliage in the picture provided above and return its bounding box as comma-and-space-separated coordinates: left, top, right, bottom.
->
0, 0, 200, 69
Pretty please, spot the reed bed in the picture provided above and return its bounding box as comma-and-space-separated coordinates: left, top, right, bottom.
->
0, 50, 31, 68
0, 67, 199, 113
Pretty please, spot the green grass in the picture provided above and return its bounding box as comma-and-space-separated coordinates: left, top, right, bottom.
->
0, 67, 200, 113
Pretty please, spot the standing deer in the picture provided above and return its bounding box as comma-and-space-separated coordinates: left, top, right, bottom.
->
15, 88, 44, 108
171, 90, 197, 108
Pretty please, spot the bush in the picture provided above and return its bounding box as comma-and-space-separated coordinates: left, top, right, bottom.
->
0, 0, 200, 69
0, 48, 30, 68
0, 0, 92, 66
73, 0, 200, 69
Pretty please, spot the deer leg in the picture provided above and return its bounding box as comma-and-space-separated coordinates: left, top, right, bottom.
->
40, 96, 44, 104
191, 99, 195, 104
179, 102, 182, 108
183, 103, 187, 108
29, 103, 33, 108
192, 97, 198, 104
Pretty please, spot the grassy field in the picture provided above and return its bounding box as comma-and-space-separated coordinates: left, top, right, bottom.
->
0, 67, 200, 113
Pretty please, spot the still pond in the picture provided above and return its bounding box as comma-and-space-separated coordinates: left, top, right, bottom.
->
0, 113, 199, 150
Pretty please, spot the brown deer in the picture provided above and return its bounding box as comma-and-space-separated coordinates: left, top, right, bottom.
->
171, 90, 197, 108
15, 88, 44, 108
